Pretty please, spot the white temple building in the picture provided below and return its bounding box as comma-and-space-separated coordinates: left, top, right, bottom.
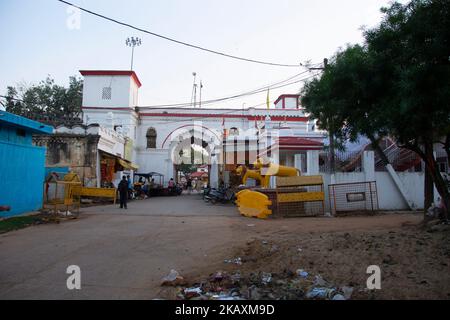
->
79, 70, 326, 187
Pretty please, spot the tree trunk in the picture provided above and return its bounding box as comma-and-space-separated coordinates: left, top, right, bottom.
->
329, 133, 336, 173
424, 142, 434, 217
422, 141, 449, 220
445, 134, 450, 169
368, 135, 390, 167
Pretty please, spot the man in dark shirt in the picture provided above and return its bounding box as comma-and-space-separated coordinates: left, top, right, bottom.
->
118, 176, 128, 209
186, 178, 192, 194
127, 175, 132, 199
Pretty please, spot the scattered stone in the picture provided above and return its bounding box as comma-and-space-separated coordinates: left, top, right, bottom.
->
161, 269, 185, 286
261, 272, 272, 285
341, 286, 354, 300
224, 257, 242, 265
270, 245, 279, 253
313, 275, 329, 287
248, 285, 261, 300
383, 254, 396, 265
267, 292, 276, 299
296, 269, 308, 278
230, 271, 241, 283
430, 224, 450, 233
275, 279, 287, 286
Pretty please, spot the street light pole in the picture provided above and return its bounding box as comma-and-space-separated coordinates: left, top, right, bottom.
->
131, 46, 135, 70
126, 37, 142, 71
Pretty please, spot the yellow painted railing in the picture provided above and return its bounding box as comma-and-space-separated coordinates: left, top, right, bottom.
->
80, 187, 117, 204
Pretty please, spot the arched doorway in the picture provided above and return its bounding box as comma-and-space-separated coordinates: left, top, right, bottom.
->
165, 125, 221, 189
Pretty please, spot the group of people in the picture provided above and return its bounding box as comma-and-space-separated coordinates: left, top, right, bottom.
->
183, 178, 204, 194
117, 175, 149, 209
117, 176, 181, 209
116, 175, 207, 209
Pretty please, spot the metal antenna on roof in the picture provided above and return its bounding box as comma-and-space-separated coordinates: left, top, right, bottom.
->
191, 72, 197, 108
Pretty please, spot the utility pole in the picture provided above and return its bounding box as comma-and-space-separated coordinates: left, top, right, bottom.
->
322, 59, 336, 173
309, 58, 328, 71
126, 37, 142, 71
310, 58, 334, 172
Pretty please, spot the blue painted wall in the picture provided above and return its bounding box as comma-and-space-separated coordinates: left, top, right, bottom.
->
0, 112, 53, 218
0, 122, 33, 145
0, 141, 46, 218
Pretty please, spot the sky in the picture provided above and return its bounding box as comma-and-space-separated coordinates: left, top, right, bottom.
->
0, 0, 403, 109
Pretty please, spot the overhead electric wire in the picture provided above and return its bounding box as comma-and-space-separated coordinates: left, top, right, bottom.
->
0, 71, 321, 115
0, 72, 300, 109
57, 0, 306, 68
43, 71, 318, 126
144, 73, 320, 125
137, 71, 318, 109
196, 69, 313, 106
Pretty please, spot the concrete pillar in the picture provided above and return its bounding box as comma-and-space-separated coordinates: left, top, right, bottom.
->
285, 154, 294, 167
306, 150, 320, 176
270, 150, 280, 188
96, 150, 101, 188
294, 154, 303, 173
363, 151, 375, 182
210, 155, 219, 188
166, 158, 175, 186
224, 171, 230, 186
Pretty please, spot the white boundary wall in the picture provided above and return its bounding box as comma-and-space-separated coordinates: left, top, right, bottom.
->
320, 151, 439, 212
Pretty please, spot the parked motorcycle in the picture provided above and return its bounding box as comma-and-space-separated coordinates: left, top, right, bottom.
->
204, 187, 236, 204
202, 186, 212, 200
168, 184, 183, 196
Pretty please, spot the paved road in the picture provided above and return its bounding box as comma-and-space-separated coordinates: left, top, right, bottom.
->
81, 192, 237, 217
0, 194, 421, 299
0, 194, 242, 299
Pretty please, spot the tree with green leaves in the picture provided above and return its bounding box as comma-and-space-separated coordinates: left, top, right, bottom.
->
302, 0, 450, 218
3, 75, 83, 124
365, 0, 450, 216
302, 44, 392, 166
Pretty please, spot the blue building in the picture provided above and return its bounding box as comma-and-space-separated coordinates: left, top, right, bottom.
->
0, 111, 53, 217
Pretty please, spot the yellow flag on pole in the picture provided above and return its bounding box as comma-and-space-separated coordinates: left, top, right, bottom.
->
266, 89, 270, 110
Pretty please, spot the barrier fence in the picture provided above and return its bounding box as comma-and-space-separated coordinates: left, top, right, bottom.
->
328, 181, 378, 216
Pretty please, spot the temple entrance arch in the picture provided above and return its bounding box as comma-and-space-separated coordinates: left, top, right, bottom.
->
165, 124, 221, 188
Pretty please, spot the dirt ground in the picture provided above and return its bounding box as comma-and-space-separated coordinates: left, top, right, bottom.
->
164, 213, 450, 300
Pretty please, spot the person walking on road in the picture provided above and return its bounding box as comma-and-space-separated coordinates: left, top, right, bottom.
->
118, 176, 128, 209
127, 175, 133, 199
186, 178, 193, 194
